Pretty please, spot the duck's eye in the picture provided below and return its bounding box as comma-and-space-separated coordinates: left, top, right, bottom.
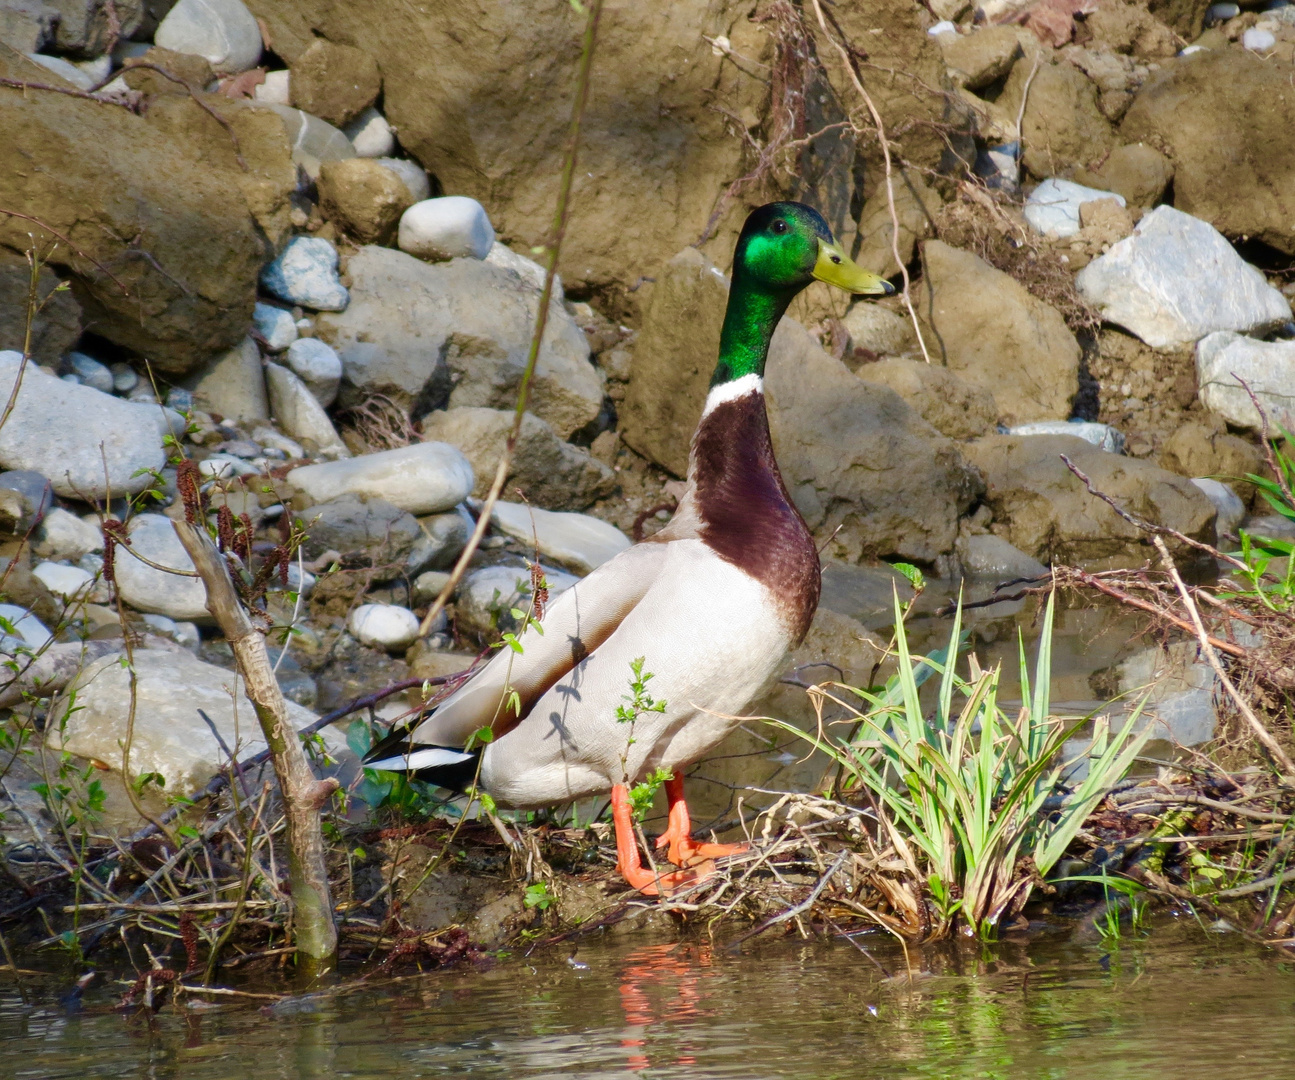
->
771, 220, 789, 235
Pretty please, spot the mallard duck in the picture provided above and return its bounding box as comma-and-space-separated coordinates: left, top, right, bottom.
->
365, 202, 894, 894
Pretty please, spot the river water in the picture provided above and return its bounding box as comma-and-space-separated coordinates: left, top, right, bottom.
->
3, 919, 1293, 1079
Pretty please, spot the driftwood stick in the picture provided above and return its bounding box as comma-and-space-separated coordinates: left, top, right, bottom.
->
172, 520, 338, 973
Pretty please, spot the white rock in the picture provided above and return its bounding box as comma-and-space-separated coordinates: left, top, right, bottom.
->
0, 353, 167, 498
76, 55, 111, 84
32, 561, 96, 602
109, 362, 138, 394
260, 237, 348, 312
287, 443, 473, 515
254, 68, 290, 104
25, 53, 94, 90
0, 603, 51, 651
961, 534, 1048, 579
398, 196, 496, 261
181, 336, 268, 423
1076, 206, 1292, 349
342, 106, 394, 157
1024, 178, 1126, 239
484, 241, 561, 297
348, 603, 420, 651
65, 352, 114, 394
113, 514, 211, 621
1196, 331, 1295, 430
1008, 420, 1125, 454
257, 103, 355, 180
47, 649, 343, 795
263, 362, 350, 458
198, 453, 258, 479
487, 500, 630, 575
285, 337, 342, 407
32, 507, 103, 561
928, 20, 959, 36
375, 158, 430, 202
1191, 478, 1245, 538
155, 0, 262, 75
1243, 27, 1277, 49
252, 302, 298, 351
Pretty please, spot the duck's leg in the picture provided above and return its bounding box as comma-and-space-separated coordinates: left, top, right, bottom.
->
612, 784, 707, 896
654, 775, 749, 868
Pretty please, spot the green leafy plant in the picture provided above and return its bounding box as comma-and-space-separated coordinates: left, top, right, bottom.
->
768, 591, 1153, 940
523, 881, 552, 910
615, 657, 667, 789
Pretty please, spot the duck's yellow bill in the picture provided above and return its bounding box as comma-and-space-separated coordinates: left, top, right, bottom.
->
812, 240, 896, 295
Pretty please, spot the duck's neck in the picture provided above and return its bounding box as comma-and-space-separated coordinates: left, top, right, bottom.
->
703, 279, 794, 408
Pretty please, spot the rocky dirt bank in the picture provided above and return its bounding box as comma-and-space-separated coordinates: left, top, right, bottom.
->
0, 0, 1292, 921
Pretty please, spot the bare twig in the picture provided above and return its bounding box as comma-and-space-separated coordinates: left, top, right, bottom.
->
1153, 535, 1295, 778
808, 0, 931, 364
417, 0, 604, 637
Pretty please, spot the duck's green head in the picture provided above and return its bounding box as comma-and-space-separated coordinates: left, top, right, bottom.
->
733, 202, 895, 297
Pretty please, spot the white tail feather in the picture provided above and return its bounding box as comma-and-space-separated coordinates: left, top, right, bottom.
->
367, 747, 475, 773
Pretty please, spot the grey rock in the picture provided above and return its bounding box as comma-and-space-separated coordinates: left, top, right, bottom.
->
1106, 640, 1219, 748
960, 533, 1049, 579
316, 245, 602, 438
455, 563, 577, 644
24, 51, 94, 89
0, 470, 52, 535
140, 613, 201, 651
260, 236, 349, 312
180, 336, 268, 423
48, 649, 344, 797
484, 241, 559, 297
47, 0, 143, 56
285, 337, 341, 407
343, 106, 394, 158
419, 407, 614, 512
114, 513, 211, 621
252, 302, 297, 351
32, 507, 102, 560
1191, 477, 1245, 538
412, 569, 452, 605
1196, 331, 1295, 431
1008, 420, 1125, 454
0, 352, 168, 498
1076, 206, 1292, 349
257, 103, 355, 180
1242, 514, 1295, 540
1024, 178, 1125, 239
65, 351, 114, 394
263, 361, 350, 458
857, 357, 997, 440
288, 442, 473, 515
487, 499, 631, 574
297, 493, 419, 568
32, 560, 101, 603
155, 0, 261, 75
963, 434, 1217, 565
0, 247, 80, 366
405, 509, 471, 576
842, 302, 916, 357
0, 1, 57, 53
109, 362, 138, 394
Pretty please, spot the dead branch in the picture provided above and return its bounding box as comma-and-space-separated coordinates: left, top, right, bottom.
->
173, 519, 338, 972
1152, 535, 1295, 779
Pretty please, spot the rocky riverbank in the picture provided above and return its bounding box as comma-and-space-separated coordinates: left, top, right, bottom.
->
0, 0, 1293, 840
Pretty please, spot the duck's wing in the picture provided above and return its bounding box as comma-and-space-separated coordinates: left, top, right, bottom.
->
369, 542, 671, 757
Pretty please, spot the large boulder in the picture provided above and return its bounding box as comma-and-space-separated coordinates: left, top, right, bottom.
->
620, 248, 980, 564
963, 434, 1217, 565
1075, 206, 1291, 349
0, 53, 294, 373
998, 59, 1114, 179
419, 406, 614, 512
0, 354, 169, 499
47, 648, 342, 797
1121, 49, 1295, 255
919, 240, 1080, 425
316, 246, 602, 438
857, 357, 997, 440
